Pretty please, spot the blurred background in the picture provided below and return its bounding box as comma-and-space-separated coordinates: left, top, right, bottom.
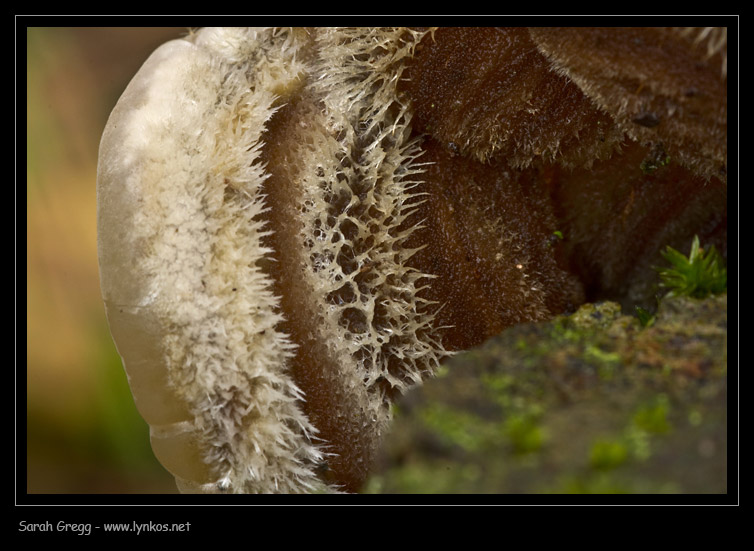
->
26, 27, 189, 493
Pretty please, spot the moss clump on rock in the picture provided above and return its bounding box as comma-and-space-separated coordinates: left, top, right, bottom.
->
657, 235, 727, 299
365, 294, 727, 494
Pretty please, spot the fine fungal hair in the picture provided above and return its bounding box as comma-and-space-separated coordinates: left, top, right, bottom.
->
97, 27, 445, 493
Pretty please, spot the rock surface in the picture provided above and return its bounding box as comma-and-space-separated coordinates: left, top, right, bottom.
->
366, 294, 728, 494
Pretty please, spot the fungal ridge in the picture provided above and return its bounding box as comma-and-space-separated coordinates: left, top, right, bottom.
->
241, 27, 451, 491
528, 27, 727, 182
155, 26, 450, 493
175, 29, 328, 493
99, 27, 331, 493
304, 28, 447, 398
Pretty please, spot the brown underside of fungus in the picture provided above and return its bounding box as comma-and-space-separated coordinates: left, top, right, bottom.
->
96, 27, 727, 493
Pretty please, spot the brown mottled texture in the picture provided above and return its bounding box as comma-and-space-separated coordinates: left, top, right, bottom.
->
402, 27, 625, 168
529, 27, 728, 182
401, 27, 727, 313
403, 139, 585, 351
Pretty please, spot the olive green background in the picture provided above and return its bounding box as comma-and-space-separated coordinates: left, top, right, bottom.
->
26, 26, 187, 493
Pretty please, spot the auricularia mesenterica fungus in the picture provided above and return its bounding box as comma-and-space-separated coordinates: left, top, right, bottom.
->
97, 27, 727, 493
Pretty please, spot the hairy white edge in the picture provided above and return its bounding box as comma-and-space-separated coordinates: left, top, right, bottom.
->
97, 29, 328, 493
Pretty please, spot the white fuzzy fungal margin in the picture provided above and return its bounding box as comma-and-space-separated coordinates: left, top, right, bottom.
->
97, 27, 446, 493
98, 28, 326, 493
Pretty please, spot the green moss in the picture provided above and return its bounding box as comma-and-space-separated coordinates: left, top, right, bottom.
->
624, 424, 652, 461
481, 372, 515, 408
369, 294, 727, 494
434, 364, 451, 379
547, 230, 565, 248
504, 414, 546, 455
557, 474, 631, 494
590, 439, 629, 470
688, 410, 703, 427
635, 306, 656, 328
656, 235, 727, 299
633, 394, 672, 435
566, 302, 623, 332
364, 461, 482, 494
555, 474, 681, 494
418, 403, 497, 453
584, 344, 622, 381
640, 153, 671, 174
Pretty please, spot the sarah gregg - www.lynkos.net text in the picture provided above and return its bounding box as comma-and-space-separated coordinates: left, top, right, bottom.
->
18, 520, 191, 535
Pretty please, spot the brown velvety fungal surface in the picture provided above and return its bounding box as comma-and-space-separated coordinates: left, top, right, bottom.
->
529, 27, 728, 182
402, 139, 585, 351
401, 26, 727, 316
403, 27, 626, 168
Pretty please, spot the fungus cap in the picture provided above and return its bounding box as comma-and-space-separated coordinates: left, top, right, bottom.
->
97, 27, 445, 493
97, 26, 727, 493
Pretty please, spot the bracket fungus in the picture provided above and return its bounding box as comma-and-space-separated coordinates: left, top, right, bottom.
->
97, 27, 727, 493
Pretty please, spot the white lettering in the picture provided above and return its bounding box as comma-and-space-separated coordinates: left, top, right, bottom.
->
56, 521, 92, 536
19, 521, 53, 532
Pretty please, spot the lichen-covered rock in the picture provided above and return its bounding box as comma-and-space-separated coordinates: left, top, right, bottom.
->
366, 295, 727, 494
